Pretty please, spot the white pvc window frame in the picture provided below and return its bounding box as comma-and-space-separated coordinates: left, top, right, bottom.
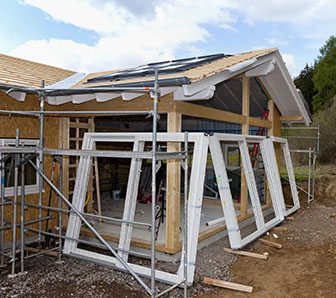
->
209, 133, 287, 249
0, 138, 40, 197
63, 132, 298, 285
63, 132, 208, 285
270, 136, 300, 216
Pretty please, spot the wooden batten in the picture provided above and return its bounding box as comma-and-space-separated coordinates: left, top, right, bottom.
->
203, 277, 253, 293
166, 111, 182, 251
258, 238, 282, 249
224, 247, 268, 260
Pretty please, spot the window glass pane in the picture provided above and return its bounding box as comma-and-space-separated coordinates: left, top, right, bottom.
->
4, 156, 37, 187
227, 147, 240, 168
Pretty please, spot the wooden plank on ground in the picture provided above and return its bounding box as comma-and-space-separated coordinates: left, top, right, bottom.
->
258, 238, 282, 249
286, 216, 294, 221
24, 247, 58, 256
203, 277, 253, 293
271, 226, 288, 231
224, 248, 267, 260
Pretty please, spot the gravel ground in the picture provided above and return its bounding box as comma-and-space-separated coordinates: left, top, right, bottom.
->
0, 233, 243, 297
1, 181, 334, 297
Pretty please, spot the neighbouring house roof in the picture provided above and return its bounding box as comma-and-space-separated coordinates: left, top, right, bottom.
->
0, 54, 75, 88
0, 48, 312, 125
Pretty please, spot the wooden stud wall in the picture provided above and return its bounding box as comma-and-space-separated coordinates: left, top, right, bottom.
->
61, 117, 95, 215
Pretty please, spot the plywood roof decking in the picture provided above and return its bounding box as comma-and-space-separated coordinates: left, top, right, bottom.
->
0, 54, 75, 88
73, 48, 277, 88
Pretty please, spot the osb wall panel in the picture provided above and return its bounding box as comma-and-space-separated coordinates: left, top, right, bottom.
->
0, 93, 60, 242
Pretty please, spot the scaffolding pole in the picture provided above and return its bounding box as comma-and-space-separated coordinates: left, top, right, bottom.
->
38, 80, 45, 248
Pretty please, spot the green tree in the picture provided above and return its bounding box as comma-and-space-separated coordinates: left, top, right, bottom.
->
312, 36, 336, 111
294, 63, 315, 113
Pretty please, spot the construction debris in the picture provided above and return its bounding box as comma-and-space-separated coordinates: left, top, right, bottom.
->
271, 226, 288, 231
203, 277, 253, 293
224, 248, 267, 260
258, 239, 282, 249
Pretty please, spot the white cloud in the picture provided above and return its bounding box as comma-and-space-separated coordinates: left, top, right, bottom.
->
12, 0, 237, 71
236, 1, 336, 45
11, 38, 175, 72
282, 53, 300, 77
265, 37, 288, 46
235, 1, 336, 24
10, 1, 336, 73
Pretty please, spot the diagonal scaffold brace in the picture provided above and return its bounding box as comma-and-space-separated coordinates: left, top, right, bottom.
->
28, 160, 154, 296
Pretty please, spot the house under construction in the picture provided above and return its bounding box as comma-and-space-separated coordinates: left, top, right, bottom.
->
0, 48, 311, 297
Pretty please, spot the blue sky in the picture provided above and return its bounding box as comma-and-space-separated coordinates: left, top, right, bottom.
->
0, 0, 335, 77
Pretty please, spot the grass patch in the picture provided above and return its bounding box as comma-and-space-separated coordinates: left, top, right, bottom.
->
281, 164, 336, 181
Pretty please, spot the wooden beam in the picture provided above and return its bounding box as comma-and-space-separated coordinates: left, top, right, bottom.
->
174, 100, 272, 128
80, 228, 172, 253
59, 117, 70, 227
94, 157, 102, 218
267, 99, 275, 137
46, 93, 175, 114
249, 117, 272, 129
240, 75, 250, 217
166, 111, 182, 251
264, 99, 275, 206
174, 101, 246, 125
87, 118, 95, 213
280, 116, 304, 121
203, 277, 253, 293
258, 238, 282, 249
224, 248, 268, 260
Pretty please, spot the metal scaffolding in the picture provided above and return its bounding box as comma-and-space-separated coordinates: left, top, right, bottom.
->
281, 125, 320, 206
0, 72, 189, 297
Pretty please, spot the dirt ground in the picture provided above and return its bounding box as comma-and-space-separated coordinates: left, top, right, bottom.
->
198, 202, 336, 298
0, 180, 335, 297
